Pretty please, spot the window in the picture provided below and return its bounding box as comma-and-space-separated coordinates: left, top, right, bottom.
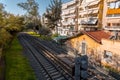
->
115, 1, 120, 8
112, 23, 117, 26
81, 41, 86, 54
73, 18, 75, 22
107, 23, 111, 26
114, 14, 120, 17
65, 18, 68, 22
107, 14, 112, 17
111, 23, 120, 27
64, 31, 66, 34
109, 2, 116, 9
107, 3, 110, 8
108, 1, 120, 9
104, 50, 112, 60
70, 26, 74, 31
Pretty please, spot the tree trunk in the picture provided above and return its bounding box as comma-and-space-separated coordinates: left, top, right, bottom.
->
0, 47, 5, 80
0, 48, 2, 59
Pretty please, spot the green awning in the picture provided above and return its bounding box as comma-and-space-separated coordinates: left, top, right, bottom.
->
53, 36, 67, 42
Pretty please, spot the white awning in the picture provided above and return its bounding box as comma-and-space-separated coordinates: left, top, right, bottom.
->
79, 9, 98, 16
80, 18, 98, 25
80, 0, 100, 7
69, 9, 75, 14
79, 11, 87, 15
65, 14, 75, 18
88, 9, 99, 14
62, 4, 67, 9
107, 0, 117, 3
87, 0, 100, 6
62, 10, 69, 15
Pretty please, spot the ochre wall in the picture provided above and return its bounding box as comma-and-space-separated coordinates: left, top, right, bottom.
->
100, 39, 120, 56
100, 39, 120, 71
69, 34, 100, 51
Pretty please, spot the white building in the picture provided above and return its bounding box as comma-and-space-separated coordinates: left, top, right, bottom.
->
58, 0, 79, 36
79, 0, 101, 31
103, 0, 120, 31
59, 0, 103, 36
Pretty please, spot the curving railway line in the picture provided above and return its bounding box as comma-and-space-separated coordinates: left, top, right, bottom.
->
18, 33, 116, 80
18, 33, 73, 80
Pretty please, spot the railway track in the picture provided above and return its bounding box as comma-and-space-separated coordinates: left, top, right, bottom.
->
18, 33, 116, 80
28, 34, 73, 74
18, 33, 73, 80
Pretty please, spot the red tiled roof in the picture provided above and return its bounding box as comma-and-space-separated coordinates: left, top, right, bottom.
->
82, 30, 111, 43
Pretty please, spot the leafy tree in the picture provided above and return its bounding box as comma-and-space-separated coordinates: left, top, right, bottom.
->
45, 0, 62, 31
4, 14, 24, 35
0, 3, 8, 48
17, 0, 40, 31
0, 3, 5, 27
0, 3, 25, 49
39, 26, 50, 35
0, 28, 12, 48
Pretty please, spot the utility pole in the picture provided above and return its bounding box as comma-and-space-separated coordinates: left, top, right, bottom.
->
75, 6, 79, 33
75, 0, 83, 33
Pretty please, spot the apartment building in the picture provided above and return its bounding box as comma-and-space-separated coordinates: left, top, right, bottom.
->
41, 14, 48, 27
59, 0, 104, 36
79, 0, 104, 31
59, 0, 79, 36
103, 0, 120, 31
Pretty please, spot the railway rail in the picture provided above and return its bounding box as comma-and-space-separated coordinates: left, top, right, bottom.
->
18, 33, 116, 80
18, 33, 73, 80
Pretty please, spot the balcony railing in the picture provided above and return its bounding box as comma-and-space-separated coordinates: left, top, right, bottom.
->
107, 8, 120, 14
104, 26, 120, 31
62, 21, 75, 26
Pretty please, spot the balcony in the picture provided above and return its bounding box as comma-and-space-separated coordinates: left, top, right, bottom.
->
62, 0, 77, 9
104, 26, 120, 31
62, 21, 75, 26
107, 8, 120, 14
79, 8, 99, 15
64, 14, 76, 18
107, 0, 118, 3
80, 17, 98, 25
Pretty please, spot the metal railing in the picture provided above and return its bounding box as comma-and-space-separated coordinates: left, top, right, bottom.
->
104, 26, 120, 31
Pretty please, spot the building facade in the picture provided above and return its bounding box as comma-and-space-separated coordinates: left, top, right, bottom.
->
59, 0, 104, 36
100, 39, 120, 71
65, 30, 120, 71
58, 0, 79, 36
103, 0, 120, 31
79, 0, 104, 30
65, 30, 111, 65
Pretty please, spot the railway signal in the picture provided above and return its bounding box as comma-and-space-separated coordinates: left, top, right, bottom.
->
75, 55, 88, 80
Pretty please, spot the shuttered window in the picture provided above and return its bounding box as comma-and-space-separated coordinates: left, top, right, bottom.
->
81, 41, 86, 54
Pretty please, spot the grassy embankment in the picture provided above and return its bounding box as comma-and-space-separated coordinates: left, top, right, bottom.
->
4, 37, 36, 80
27, 31, 59, 40
27, 31, 52, 40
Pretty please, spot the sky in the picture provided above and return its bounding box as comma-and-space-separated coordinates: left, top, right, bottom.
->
0, 0, 71, 16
